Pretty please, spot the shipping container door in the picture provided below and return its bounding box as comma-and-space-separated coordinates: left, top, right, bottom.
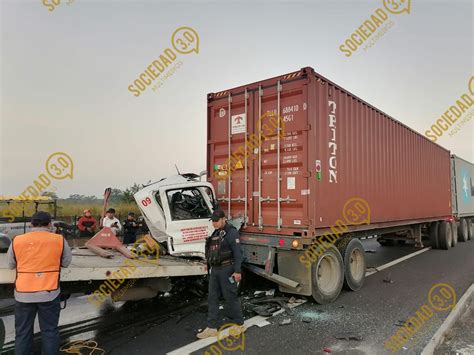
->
252, 80, 310, 234
209, 91, 253, 225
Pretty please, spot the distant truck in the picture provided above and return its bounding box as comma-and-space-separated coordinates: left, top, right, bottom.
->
136, 67, 474, 304
451, 155, 474, 242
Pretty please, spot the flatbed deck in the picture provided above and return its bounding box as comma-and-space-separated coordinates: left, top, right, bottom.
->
0, 249, 207, 284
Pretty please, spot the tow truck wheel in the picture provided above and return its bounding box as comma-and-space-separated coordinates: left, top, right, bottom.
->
458, 219, 468, 242
311, 245, 344, 304
429, 222, 439, 249
467, 219, 473, 241
338, 238, 366, 291
450, 221, 458, 247
438, 221, 452, 250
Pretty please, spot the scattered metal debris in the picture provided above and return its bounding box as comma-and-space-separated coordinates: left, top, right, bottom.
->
334, 332, 363, 341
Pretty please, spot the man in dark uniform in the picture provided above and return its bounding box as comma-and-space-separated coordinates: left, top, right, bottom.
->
197, 209, 244, 339
122, 212, 141, 244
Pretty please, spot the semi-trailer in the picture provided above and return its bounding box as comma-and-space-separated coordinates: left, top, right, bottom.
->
204, 67, 473, 303
1, 67, 472, 305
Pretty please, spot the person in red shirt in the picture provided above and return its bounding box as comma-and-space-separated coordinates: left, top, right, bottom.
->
77, 209, 97, 238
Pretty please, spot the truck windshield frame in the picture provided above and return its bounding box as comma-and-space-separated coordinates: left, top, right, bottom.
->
165, 186, 213, 221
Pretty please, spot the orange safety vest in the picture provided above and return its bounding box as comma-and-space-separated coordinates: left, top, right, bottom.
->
12, 231, 64, 293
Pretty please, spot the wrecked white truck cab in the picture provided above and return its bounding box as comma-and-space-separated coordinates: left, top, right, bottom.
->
134, 174, 219, 258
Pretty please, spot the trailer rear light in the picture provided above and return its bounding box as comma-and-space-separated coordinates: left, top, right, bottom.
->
292, 240, 300, 248
278, 239, 285, 247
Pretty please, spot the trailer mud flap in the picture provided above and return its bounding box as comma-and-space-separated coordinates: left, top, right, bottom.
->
277, 250, 312, 296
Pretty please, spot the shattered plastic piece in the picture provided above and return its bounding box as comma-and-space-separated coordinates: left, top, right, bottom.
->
279, 318, 291, 326
219, 305, 224, 310
163, 292, 171, 297
323, 348, 332, 353
334, 332, 363, 341
265, 289, 276, 296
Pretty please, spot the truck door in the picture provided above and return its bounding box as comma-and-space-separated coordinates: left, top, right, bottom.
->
162, 186, 214, 257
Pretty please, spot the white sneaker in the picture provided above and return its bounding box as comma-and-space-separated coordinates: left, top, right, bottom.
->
196, 327, 218, 339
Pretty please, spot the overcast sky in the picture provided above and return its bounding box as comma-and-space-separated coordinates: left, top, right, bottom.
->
0, 0, 472, 198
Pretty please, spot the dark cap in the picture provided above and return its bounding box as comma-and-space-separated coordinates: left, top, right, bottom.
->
31, 211, 52, 226
210, 209, 226, 222
128, 212, 135, 216
106, 208, 116, 213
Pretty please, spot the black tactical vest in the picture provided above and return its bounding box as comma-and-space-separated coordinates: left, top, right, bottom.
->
207, 226, 233, 266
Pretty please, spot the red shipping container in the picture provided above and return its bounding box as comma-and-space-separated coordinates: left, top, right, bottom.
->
207, 67, 452, 238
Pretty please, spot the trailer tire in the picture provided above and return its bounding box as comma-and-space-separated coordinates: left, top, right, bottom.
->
467, 219, 473, 241
450, 221, 458, 247
438, 221, 452, 250
458, 219, 468, 242
429, 222, 439, 249
311, 245, 344, 304
339, 238, 366, 291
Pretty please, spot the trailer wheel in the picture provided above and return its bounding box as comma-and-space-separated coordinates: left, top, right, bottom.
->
438, 221, 452, 250
467, 219, 473, 241
429, 222, 439, 249
338, 238, 366, 291
450, 221, 458, 247
458, 219, 468, 242
311, 245, 344, 304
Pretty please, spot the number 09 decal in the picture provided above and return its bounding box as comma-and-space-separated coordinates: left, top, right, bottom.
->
141, 197, 152, 206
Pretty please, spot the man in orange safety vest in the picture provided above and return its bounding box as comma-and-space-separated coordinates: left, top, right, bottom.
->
6, 211, 71, 355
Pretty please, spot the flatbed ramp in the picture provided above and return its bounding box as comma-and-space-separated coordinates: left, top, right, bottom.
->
0, 249, 207, 284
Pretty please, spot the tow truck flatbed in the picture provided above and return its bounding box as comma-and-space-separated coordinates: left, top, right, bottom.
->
0, 250, 207, 284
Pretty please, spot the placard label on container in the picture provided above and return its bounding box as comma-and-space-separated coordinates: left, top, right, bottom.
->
231, 113, 246, 134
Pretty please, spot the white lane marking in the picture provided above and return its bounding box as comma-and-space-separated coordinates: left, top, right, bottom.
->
167, 301, 305, 355
365, 247, 431, 276
167, 247, 432, 354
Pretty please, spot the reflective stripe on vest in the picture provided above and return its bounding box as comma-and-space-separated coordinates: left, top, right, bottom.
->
13, 231, 63, 293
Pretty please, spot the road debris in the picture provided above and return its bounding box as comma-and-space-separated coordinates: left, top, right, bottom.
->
302, 317, 312, 323
334, 332, 363, 341
279, 318, 292, 326
383, 273, 394, 283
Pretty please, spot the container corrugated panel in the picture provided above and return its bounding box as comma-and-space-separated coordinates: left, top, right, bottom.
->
207, 67, 452, 237
451, 155, 474, 217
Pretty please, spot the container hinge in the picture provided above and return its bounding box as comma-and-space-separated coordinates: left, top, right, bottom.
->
218, 197, 247, 202
279, 196, 296, 203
